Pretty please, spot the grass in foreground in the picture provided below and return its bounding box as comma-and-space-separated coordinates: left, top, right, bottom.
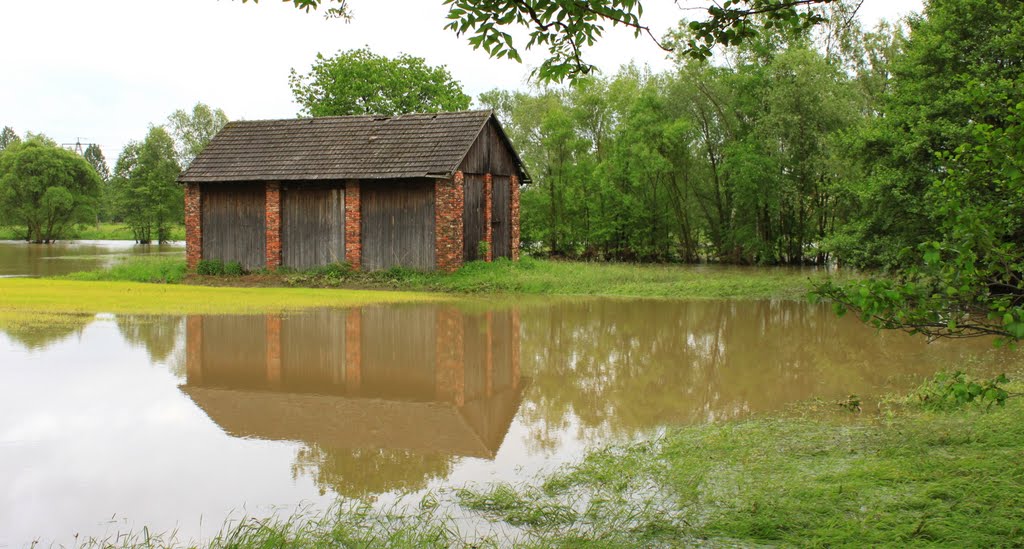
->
0, 278, 442, 316
68, 374, 1024, 548
68, 256, 838, 300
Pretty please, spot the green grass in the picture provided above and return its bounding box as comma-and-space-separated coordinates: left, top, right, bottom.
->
62, 375, 1024, 547
0, 223, 185, 241
67, 256, 837, 300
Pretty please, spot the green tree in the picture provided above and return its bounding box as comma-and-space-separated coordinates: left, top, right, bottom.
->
258, 0, 837, 82
110, 127, 183, 243
83, 144, 109, 181
0, 138, 101, 243
289, 48, 471, 117
0, 127, 19, 151
167, 102, 229, 167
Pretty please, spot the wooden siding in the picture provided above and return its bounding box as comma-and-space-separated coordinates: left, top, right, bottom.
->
281, 185, 345, 269
201, 184, 266, 270
360, 305, 437, 399
361, 180, 436, 271
280, 309, 347, 394
458, 119, 519, 177
492, 175, 512, 259
463, 174, 486, 261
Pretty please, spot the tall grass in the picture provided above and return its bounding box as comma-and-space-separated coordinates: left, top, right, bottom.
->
65, 257, 188, 283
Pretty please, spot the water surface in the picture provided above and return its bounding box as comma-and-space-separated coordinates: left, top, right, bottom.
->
0, 299, 1016, 545
0, 240, 184, 277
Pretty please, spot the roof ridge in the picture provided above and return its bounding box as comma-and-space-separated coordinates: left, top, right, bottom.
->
224, 109, 492, 126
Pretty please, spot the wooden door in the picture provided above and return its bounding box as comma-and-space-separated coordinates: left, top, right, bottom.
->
491, 176, 511, 259
361, 181, 436, 271
282, 186, 345, 270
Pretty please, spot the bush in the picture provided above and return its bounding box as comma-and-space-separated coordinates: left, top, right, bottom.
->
224, 261, 244, 276
196, 259, 224, 276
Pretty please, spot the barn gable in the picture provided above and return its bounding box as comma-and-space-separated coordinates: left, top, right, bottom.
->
180, 110, 526, 272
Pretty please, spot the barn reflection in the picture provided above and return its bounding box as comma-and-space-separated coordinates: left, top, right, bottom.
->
180, 305, 524, 496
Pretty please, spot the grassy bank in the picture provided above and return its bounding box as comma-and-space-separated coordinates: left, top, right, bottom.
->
69, 374, 1023, 548
66, 256, 836, 300
0, 278, 441, 316
0, 223, 185, 241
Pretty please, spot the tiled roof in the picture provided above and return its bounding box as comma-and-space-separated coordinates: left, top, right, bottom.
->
179, 110, 495, 183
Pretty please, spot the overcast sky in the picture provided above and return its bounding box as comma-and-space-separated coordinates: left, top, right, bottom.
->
1, 0, 923, 160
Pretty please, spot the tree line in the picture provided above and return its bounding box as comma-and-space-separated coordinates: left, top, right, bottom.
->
0, 103, 227, 243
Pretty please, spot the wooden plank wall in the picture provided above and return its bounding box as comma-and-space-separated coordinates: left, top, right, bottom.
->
463, 174, 486, 261
492, 176, 512, 258
459, 120, 518, 176
361, 180, 436, 271
282, 185, 345, 269
359, 305, 437, 399
281, 309, 347, 394
201, 184, 267, 270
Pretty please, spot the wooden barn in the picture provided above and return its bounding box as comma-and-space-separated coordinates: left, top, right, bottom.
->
178, 110, 529, 272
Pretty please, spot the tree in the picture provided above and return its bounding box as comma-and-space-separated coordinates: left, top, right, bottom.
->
83, 144, 109, 181
109, 127, 183, 243
0, 138, 101, 243
289, 48, 471, 117
0, 127, 19, 152
167, 102, 229, 167
255, 0, 837, 82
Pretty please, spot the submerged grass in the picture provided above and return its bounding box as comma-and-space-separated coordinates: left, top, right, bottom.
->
58, 376, 1024, 548
0, 278, 442, 316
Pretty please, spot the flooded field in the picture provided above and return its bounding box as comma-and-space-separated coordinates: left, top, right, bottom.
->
0, 299, 1015, 545
0, 240, 184, 278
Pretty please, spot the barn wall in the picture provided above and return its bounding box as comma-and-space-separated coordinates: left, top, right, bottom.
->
492, 175, 512, 259
458, 119, 518, 177
201, 183, 267, 270
360, 179, 436, 271
463, 173, 486, 261
281, 183, 346, 269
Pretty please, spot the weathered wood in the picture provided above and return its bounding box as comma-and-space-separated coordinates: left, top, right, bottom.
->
282, 185, 346, 269
281, 309, 347, 394
360, 305, 437, 398
459, 119, 518, 177
463, 174, 486, 261
361, 180, 436, 271
491, 175, 511, 259
201, 184, 267, 270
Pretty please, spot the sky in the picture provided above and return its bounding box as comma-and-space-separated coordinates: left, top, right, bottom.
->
0, 0, 924, 161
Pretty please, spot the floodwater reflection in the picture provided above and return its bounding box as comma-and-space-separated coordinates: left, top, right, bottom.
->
0, 298, 1017, 545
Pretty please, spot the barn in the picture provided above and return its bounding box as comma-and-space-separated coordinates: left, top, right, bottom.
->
178, 110, 529, 272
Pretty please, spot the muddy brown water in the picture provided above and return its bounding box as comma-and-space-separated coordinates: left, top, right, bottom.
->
0, 240, 185, 277
0, 298, 1017, 545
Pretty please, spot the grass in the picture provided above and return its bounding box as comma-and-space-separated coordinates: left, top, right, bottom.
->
0, 223, 185, 241
64, 256, 837, 300
62, 374, 1024, 547
0, 278, 443, 316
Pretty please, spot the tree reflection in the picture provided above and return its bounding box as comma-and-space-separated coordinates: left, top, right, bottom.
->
0, 312, 94, 350
291, 446, 453, 498
115, 315, 183, 363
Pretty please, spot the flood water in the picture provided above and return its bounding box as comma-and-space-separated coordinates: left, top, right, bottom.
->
0, 240, 185, 277
1, 299, 1017, 545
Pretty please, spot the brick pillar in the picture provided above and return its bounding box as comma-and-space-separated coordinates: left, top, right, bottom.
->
511, 307, 521, 389
434, 173, 465, 272
185, 315, 203, 384
484, 173, 494, 262
435, 307, 466, 406
345, 308, 362, 394
185, 183, 202, 269
266, 314, 282, 388
510, 175, 521, 261
265, 181, 282, 270
345, 180, 362, 270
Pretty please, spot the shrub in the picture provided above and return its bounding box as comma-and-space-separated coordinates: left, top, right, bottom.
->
224, 261, 244, 276
196, 259, 225, 276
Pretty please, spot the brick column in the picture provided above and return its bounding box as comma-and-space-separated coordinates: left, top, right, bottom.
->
510, 175, 521, 261
435, 307, 465, 406
266, 315, 282, 387
484, 173, 494, 262
265, 181, 282, 270
434, 173, 465, 272
345, 180, 362, 270
185, 183, 202, 269
345, 308, 362, 393
185, 315, 203, 384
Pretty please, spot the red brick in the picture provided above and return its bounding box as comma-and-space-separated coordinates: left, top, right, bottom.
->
510, 175, 521, 261
265, 182, 282, 270
185, 183, 202, 269
434, 173, 465, 272
345, 180, 362, 270
484, 173, 493, 262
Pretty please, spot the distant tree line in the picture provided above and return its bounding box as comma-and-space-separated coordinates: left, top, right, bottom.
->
0, 103, 227, 243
